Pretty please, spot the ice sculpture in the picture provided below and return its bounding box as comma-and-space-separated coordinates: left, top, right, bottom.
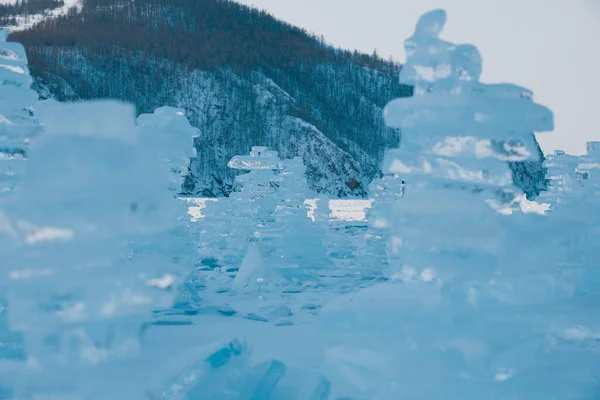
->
0, 100, 188, 398
313, 197, 331, 224
0, 30, 41, 194
314, 10, 594, 399
134, 107, 200, 320
364, 173, 405, 278
381, 8, 552, 278
172, 196, 231, 318
170, 149, 301, 317
137, 106, 199, 194
316, 194, 387, 289
258, 157, 331, 285
223, 146, 283, 271
1, 10, 598, 400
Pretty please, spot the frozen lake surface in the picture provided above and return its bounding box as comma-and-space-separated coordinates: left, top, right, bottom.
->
182, 198, 374, 222
183, 197, 547, 223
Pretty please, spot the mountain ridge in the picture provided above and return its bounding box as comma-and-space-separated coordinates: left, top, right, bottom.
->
5, 0, 547, 198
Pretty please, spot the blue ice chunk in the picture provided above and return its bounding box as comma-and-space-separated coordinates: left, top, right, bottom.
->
269, 305, 293, 318
206, 340, 245, 369
270, 367, 331, 400
153, 339, 248, 400
183, 358, 285, 400
169, 282, 205, 314
245, 313, 269, 322
242, 360, 286, 400
228, 146, 283, 171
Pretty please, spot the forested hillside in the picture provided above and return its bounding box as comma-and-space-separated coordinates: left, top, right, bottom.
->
6, 0, 546, 197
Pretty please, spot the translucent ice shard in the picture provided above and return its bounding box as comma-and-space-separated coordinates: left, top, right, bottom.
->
384, 88, 553, 136
152, 339, 248, 400
224, 359, 286, 400
233, 243, 283, 292
269, 366, 331, 400
153, 339, 289, 400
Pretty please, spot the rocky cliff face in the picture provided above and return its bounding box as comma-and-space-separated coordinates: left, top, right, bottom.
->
7, 0, 546, 198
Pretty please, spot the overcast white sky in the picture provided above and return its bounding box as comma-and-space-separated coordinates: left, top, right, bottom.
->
238, 0, 600, 156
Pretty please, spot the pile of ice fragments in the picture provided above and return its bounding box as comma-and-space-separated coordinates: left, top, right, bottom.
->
1, 10, 600, 400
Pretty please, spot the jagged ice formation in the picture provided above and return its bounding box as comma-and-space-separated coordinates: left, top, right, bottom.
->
0, 100, 189, 399
314, 9, 599, 400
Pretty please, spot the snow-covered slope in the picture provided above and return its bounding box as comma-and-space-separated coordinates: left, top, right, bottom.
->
0, 0, 81, 31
